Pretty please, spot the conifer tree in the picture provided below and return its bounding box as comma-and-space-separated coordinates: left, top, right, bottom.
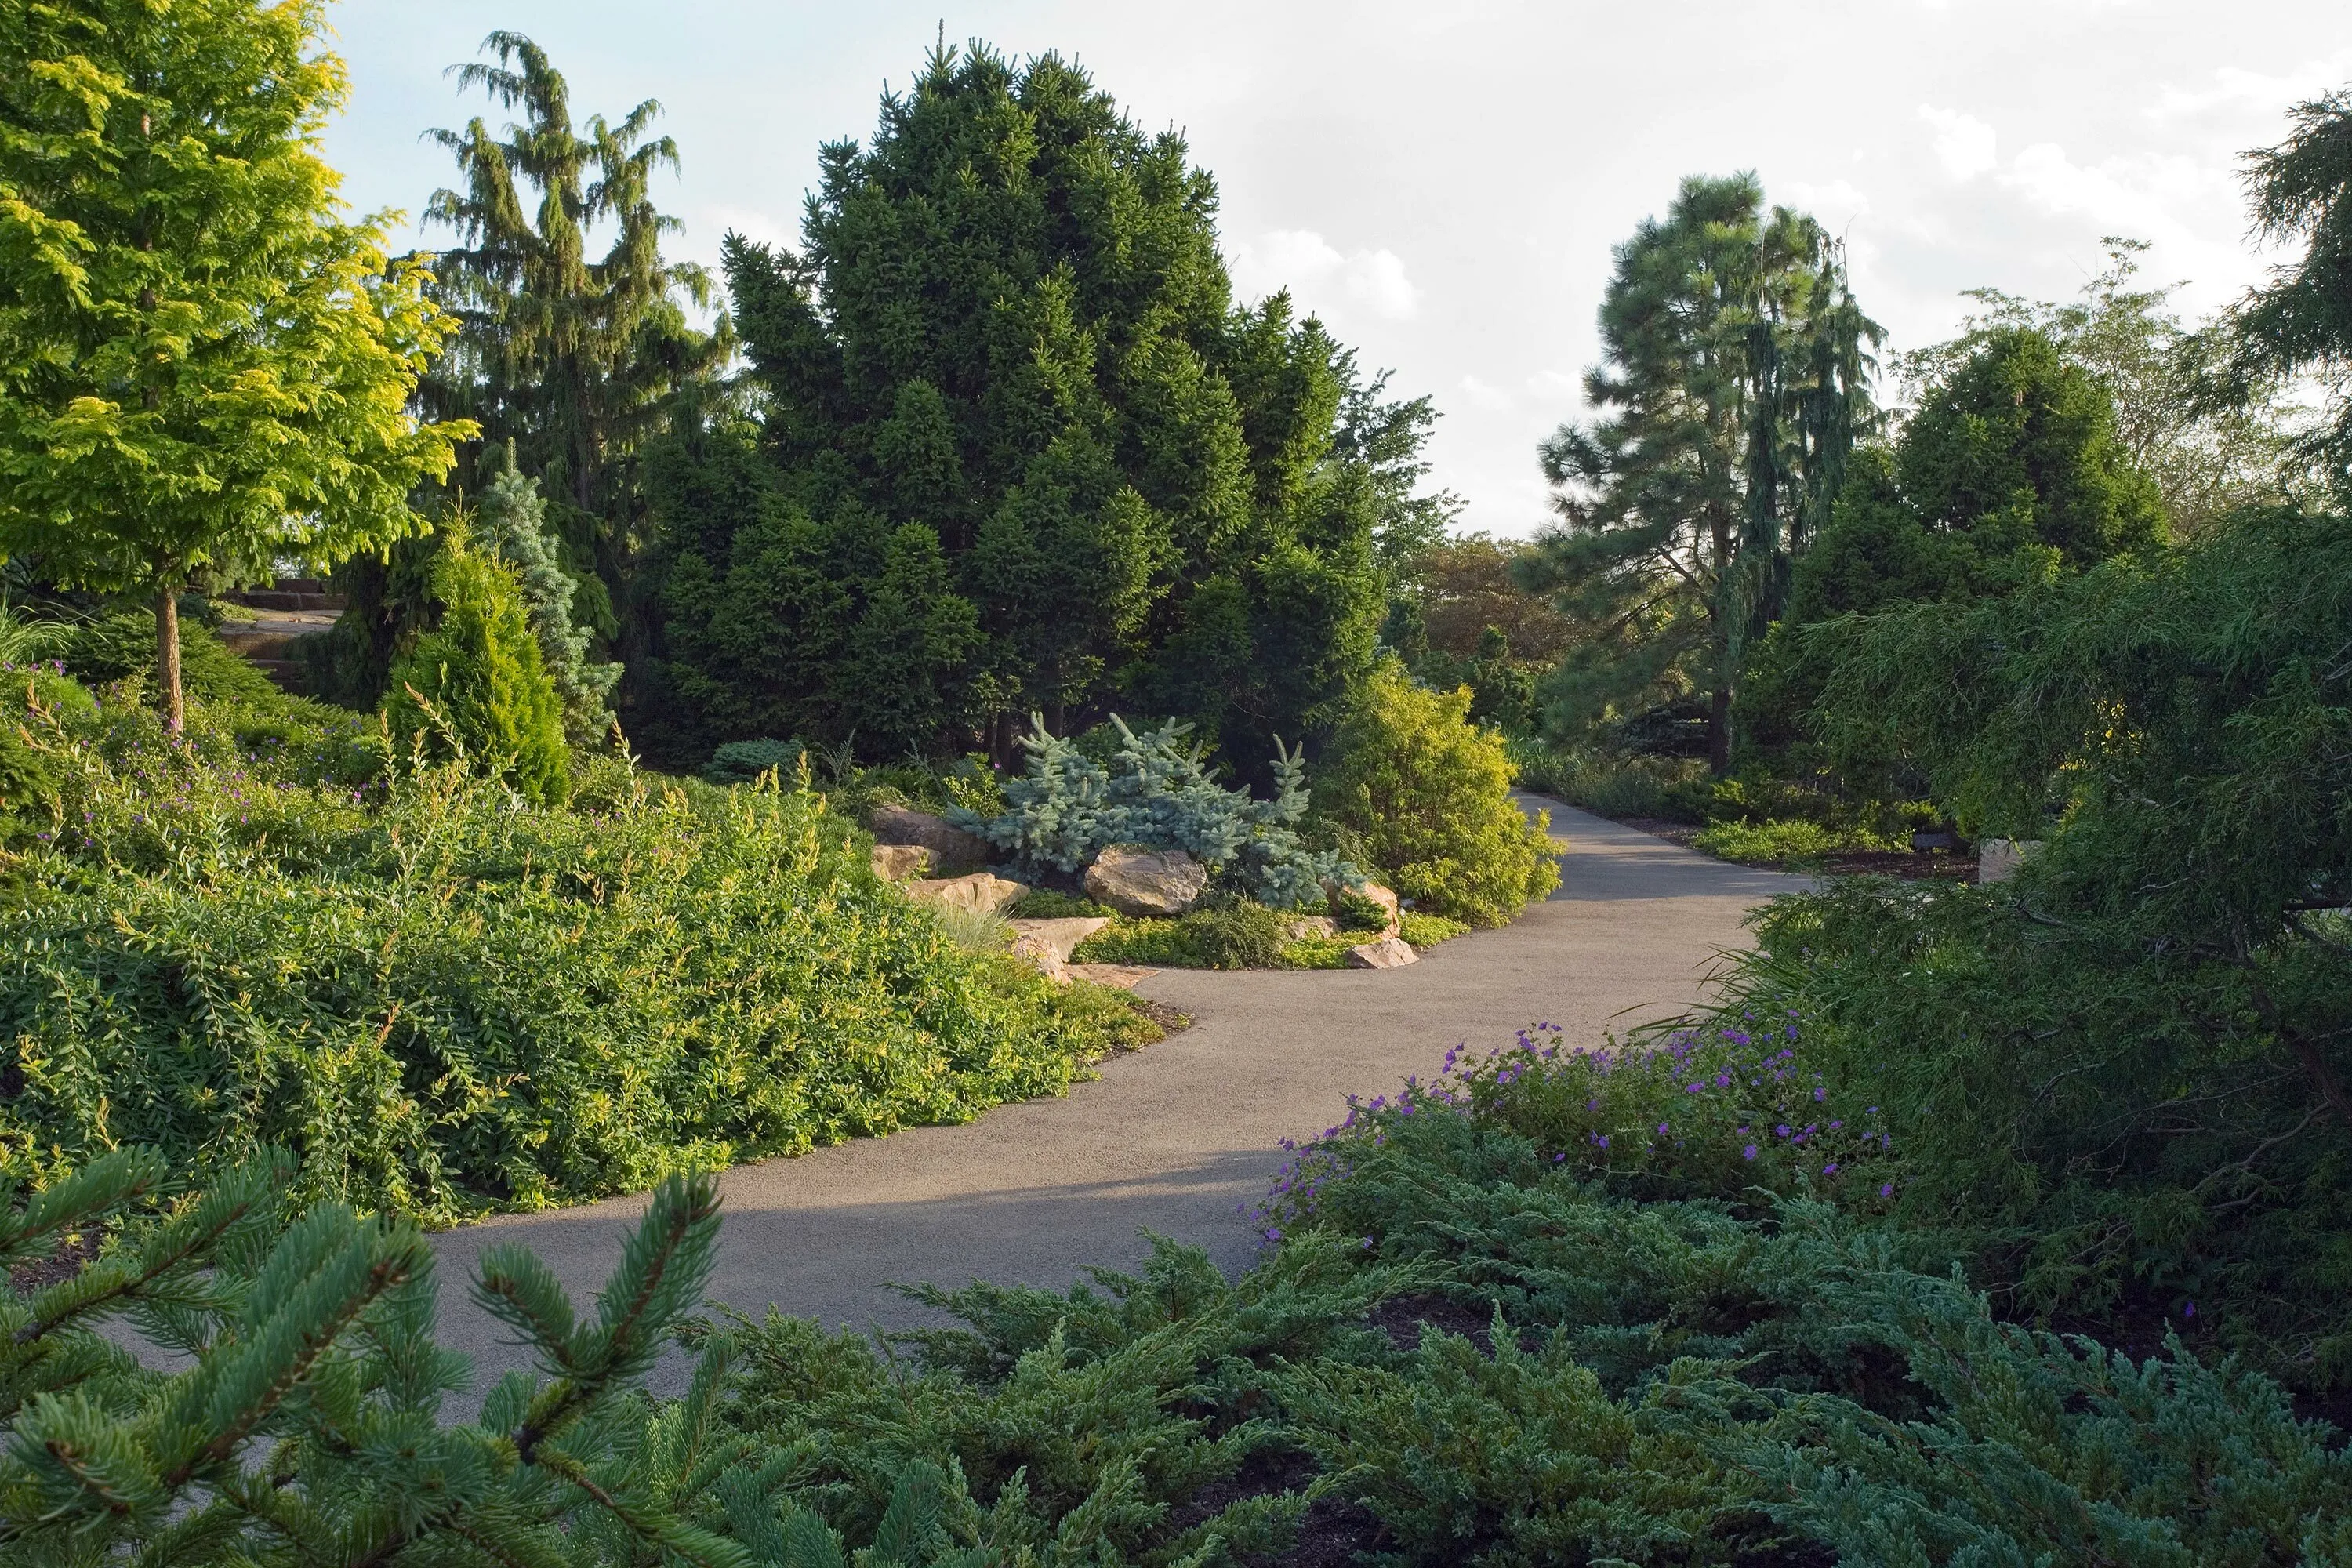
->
478, 441, 622, 742
652, 41, 1419, 769
1520, 175, 1878, 771
419, 31, 733, 652
386, 533, 571, 804
2230, 84, 2352, 493
0, 0, 466, 731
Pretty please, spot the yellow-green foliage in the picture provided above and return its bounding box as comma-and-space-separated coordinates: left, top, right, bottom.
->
385, 542, 570, 805
0, 688, 1137, 1221
1316, 663, 1560, 926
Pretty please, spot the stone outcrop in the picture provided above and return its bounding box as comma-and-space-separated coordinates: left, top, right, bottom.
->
1285, 915, 1338, 941
1977, 838, 2045, 885
1324, 878, 1402, 938
1063, 963, 1155, 990
1345, 935, 1417, 969
869, 803, 993, 876
1082, 845, 1208, 916
1008, 916, 1110, 980
903, 873, 1028, 915
869, 844, 932, 881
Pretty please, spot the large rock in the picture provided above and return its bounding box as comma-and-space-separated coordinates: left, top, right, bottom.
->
1324, 878, 1402, 938
1064, 962, 1155, 990
1286, 915, 1338, 941
1345, 935, 1417, 970
1977, 838, 2045, 885
869, 803, 992, 876
903, 873, 1028, 915
869, 844, 932, 881
1083, 845, 1208, 916
1008, 916, 1110, 980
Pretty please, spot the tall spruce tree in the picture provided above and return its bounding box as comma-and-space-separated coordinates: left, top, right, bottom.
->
1519, 174, 1878, 771
648, 41, 1406, 769
2230, 84, 2352, 494
419, 31, 732, 659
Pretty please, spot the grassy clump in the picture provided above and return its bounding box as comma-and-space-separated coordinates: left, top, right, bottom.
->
1073, 904, 1471, 970
0, 679, 1147, 1222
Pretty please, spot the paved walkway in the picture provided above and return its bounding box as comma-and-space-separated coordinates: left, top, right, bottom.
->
426, 800, 1806, 1396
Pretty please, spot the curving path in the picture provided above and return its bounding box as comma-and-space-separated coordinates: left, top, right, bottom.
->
426, 799, 1806, 1398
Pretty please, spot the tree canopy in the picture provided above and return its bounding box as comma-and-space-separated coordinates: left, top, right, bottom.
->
647, 41, 1416, 768
1520, 173, 1878, 770
0, 0, 465, 727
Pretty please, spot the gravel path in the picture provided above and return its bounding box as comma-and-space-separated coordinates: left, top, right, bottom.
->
426, 797, 1806, 1396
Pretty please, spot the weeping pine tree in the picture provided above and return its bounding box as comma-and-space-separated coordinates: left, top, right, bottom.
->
1522, 173, 1879, 770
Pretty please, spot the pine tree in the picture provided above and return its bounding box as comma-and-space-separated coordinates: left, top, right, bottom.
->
478, 441, 622, 743
385, 533, 572, 804
1519, 175, 1878, 771
2230, 85, 2352, 492
0, 0, 466, 731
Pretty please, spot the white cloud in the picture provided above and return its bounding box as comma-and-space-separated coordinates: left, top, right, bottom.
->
2148, 52, 2352, 119
1455, 374, 1516, 413
1918, 105, 1998, 179
1229, 228, 1421, 321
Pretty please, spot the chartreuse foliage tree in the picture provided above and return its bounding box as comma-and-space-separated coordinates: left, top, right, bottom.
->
384, 532, 571, 804
1521, 173, 1878, 771
1312, 662, 1560, 925
652, 40, 1398, 768
0, 0, 466, 731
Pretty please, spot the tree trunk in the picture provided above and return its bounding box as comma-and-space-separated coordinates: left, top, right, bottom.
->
155, 583, 183, 734
1708, 683, 1731, 775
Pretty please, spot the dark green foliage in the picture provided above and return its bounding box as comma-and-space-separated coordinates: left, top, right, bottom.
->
648, 42, 1401, 768
0, 713, 1123, 1220
384, 539, 572, 806
2232, 85, 2352, 488
702, 737, 808, 786
1312, 662, 1559, 926
1523, 173, 1879, 770
1075, 898, 1294, 971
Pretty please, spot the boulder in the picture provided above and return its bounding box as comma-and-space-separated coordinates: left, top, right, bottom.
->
1977, 838, 2045, 885
1083, 844, 1208, 916
869, 844, 932, 881
1008, 916, 1111, 980
869, 803, 992, 876
1324, 878, 1402, 938
1345, 936, 1417, 970
1286, 915, 1338, 941
903, 873, 1028, 915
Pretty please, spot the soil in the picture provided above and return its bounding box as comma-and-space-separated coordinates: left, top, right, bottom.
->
1612, 816, 1979, 883
10, 1231, 99, 1294
1128, 998, 1192, 1040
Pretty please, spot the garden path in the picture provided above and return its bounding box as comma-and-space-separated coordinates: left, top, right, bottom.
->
426, 798, 1806, 1400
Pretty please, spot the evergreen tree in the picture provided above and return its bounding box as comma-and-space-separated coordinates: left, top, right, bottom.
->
1519, 174, 1878, 771
2230, 84, 2352, 494
478, 441, 622, 742
0, 0, 466, 731
650, 41, 1411, 770
386, 533, 571, 804
419, 31, 733, 660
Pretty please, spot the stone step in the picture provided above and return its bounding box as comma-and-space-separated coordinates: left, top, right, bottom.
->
246, 659, 307, 695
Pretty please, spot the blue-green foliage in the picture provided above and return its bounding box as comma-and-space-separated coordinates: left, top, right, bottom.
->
949, 714, 1357, 907
702, 736, 808, 786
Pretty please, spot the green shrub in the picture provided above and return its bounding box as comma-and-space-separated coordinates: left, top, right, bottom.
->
1398, 910, 1470, 948
701, 735, 806, 785
1074, 899, 1294, 971
384, 540, 571, 806
476, 450, 622, 742
1004, 888, 1113, 919
955, 714, 1356, 907
0, 765, 1120, 1221
1690, 817, 1900, 862
1314, 662, 1559, 925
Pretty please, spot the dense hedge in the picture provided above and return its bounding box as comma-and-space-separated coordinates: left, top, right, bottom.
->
0, 687, 1127, 1222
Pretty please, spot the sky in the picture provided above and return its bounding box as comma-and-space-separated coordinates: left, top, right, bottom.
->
319, 0, 2352, 539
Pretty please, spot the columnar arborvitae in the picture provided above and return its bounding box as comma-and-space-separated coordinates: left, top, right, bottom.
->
385, 535, 572, 804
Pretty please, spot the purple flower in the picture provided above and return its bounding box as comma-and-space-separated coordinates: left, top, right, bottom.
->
1743, 1144, 1758, 1160
2183, 1301, 2196, 1319
1776, 1124, 1791, 1138
1822, 1162, 1838, 1175
1813, 1087, 1826, 1102
1657, 1122, 1670, 1135
1881, 1183, 1894, 1197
